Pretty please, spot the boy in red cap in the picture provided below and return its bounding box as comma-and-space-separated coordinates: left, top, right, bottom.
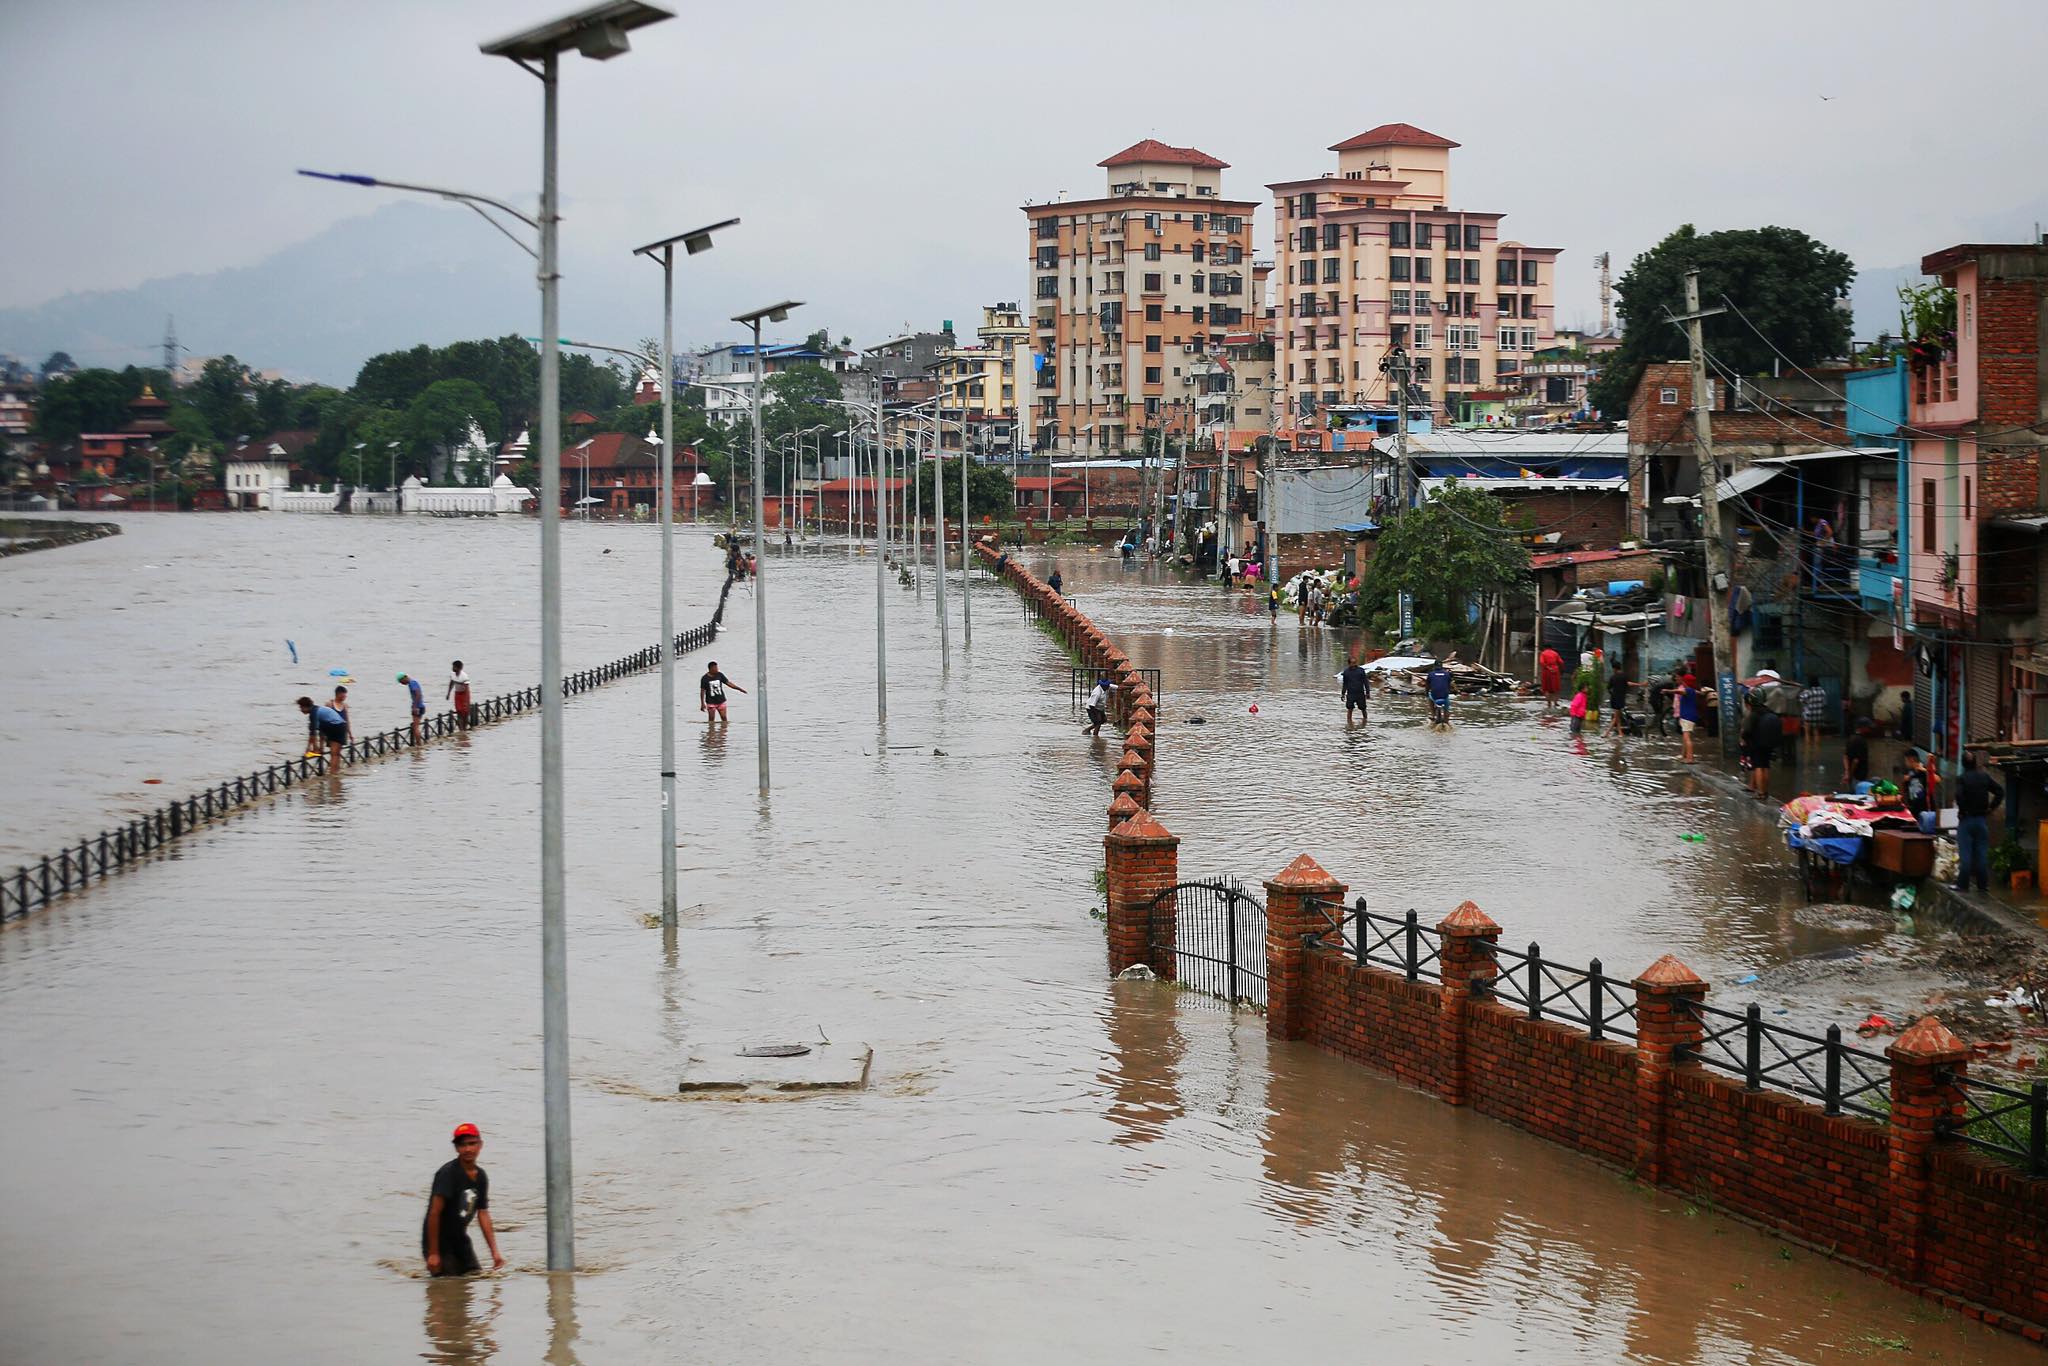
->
422, 1123, 503, 1276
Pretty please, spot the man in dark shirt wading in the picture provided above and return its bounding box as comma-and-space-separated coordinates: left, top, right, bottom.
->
1952, 751, 2005, 894
422, 1123, 504, 1277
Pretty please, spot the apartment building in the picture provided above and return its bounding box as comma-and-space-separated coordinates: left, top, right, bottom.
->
931, 303, 1033, 456
1024, 140, 1259, 457
1268, 123, 1561, 430
1905, 239, 2048, 748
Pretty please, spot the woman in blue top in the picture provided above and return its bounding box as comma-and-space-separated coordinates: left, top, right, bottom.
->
297, 696, 349, 769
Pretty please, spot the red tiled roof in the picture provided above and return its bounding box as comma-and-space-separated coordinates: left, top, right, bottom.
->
567, 410, 599, 425
1098, 139, 1229, 170
225, 430, 319, 462
1014, 476, 1082, 491
1329, 123, 1460, 152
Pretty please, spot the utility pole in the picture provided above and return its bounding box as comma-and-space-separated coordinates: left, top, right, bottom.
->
1676, 268, 1737, 749
1379, 343, 1412, 512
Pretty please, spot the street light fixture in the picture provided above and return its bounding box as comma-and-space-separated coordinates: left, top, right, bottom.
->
479, 0, 672, 1276
731, 299, 803, 798
631, 218, 737, 931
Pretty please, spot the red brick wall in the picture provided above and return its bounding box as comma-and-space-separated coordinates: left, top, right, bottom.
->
1974, 275, 2045, 514
1922, 1148, 2048, 1328
1285, 937, 2048, 1338
1504, 490, 1627, 549
1660, 1069, 1890, 1267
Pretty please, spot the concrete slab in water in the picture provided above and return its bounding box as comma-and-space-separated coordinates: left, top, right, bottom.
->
677, 1039, 872, 1094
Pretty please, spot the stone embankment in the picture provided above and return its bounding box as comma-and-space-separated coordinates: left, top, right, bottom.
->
0, 518, 120, 556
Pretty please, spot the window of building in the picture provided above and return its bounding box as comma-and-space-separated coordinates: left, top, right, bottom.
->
1316, 223, 1336, 251
1413, 357, 1432, 380
1414, 257, 1432, 283
1144, 303, 1162, 322
1145, 397, 1161, 417
1321, 258, 1340, 283
1498, 328, 1517, 350
1390, 257, 1410, 282
1416, 222, 1433, 249
1521, 260, 1538, 286
1192, 243, 1206, 262
1146, 335, 1162, 353
1172, 274, 1182, 285
1297, 225, 1316, 252
1296, 192, 1316, 218
1193, 274, 1207, 293
1390, 289, 1411, 315
1192, 214, 1206, 232
1389, 221, 1411, 248
1145, 366, 1161, 384
1144, 242, 1161, 262
1036, 218, 1059, 240
1036, 247, 1057, 269
1497, 294, 1515, 317
1463, 259, 1480, 284
1520, 328, 1536, 350
1036, 276, 1058, 298
1193, 307, 1206, 324
1659, 386, 1679, 405
1922, 480, 1937, 551
1144, 212, 1160, 232
1412, 323, 1431, 347
1414, 289, 1432, 314
1464, 224, 1482, 251
1143, 273, 1162, 292
1497, 260, 1517, 286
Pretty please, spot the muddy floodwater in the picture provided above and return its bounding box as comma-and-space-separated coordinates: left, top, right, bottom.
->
0, 519, 2034, 1363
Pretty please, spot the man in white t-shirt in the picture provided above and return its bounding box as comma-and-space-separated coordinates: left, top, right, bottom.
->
446, 660, 473, 729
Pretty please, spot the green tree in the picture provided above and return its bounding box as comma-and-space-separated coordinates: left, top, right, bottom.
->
1357, 484, 1530, 644
34, 368, 134, 441
254, 378, 294, 433
1585, 224, 1855, 416
914, 456, 1014, 521
761, 363, 842, 443
405, 379, 498, 484
189, 356, 256, 441
164, 404, 216, 464
40, 351, 76, 378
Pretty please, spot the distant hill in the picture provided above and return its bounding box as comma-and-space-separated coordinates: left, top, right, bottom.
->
0, 202, 534, 385
1849, 196, 2048, 342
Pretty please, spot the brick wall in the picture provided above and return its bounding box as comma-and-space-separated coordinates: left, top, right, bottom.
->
1504, 490, 1628, 549
1265, 887, 2048, 1340
1974, 274, 2045, 514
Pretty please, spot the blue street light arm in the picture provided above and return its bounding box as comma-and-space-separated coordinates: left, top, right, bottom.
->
296, 169, 540, 257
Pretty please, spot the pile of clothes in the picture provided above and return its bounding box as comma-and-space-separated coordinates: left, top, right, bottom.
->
1778, 787, 1919, 865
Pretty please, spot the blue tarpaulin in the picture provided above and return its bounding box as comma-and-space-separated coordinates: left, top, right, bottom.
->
1787, 829, 1863, 866
1334, 521, 1379, 534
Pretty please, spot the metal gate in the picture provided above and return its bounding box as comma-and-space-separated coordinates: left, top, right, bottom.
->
1147, 877, 1266, 1007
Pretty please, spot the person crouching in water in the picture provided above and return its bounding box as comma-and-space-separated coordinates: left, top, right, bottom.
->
298, 696, 349, 768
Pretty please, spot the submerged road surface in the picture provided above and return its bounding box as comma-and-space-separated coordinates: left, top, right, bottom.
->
0, 521, 2032, 1362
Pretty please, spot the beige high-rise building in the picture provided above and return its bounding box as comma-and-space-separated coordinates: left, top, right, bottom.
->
1025, 140, 1260, 458
1268, 123, 1560, 428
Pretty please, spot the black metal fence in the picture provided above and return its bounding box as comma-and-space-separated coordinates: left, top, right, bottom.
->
1486, 940, 1638, 1043
1945, 1072, 2048, 1177
1308, 896, 1443, 984
1, 578, 735, 924
1677, 999, 1891, 1121
1071, 667, 1162, 723
1149, 876, 1265, 1008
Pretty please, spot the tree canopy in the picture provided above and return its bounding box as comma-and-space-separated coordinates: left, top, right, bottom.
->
914, 456, 1014, 521
1586, 224, 1855, 417
762, 363, 843, 443
1356, 484, 1530, 645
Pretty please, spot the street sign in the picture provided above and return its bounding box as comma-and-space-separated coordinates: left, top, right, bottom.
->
1399, 591, 1414, 638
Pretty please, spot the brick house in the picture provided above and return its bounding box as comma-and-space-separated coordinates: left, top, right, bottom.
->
1905, 240, 2048, 750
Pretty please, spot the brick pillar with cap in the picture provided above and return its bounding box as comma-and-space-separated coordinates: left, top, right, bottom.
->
1264, 854, 1347, 1041
1884, 1015, 1971, 1283
1632, 954, 1708, 1184
1435, 901, 1501, 1105
1103, 811, 1179, 977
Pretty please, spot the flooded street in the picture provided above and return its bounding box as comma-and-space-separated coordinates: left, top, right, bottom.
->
0, 520, 2034, 1362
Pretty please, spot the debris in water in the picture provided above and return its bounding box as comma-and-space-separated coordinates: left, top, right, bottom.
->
1116, 964, 1158, 981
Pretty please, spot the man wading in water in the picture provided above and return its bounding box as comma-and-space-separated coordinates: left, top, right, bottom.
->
422, 1123, 503, 1277
700, 659, 746, 726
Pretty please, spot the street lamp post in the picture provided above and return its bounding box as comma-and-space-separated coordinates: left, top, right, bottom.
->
631, 220, 737, 933
478, 0, 674, 1276
733, 300, 803, 798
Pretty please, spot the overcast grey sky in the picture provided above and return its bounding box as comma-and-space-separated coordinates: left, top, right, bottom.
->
4, 0, 2045, 367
